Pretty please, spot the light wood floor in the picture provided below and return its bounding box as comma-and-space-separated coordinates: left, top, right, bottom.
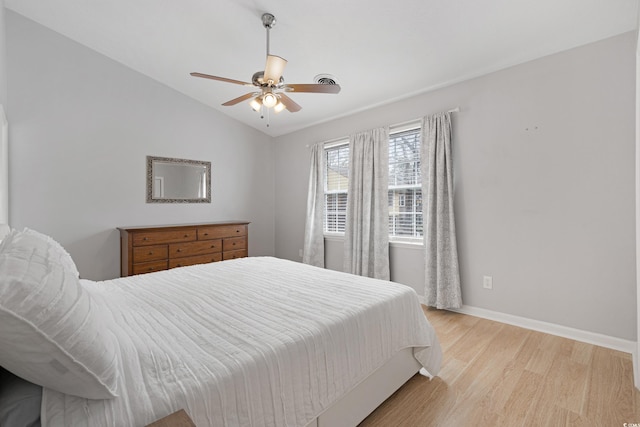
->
360, 307, 640, 426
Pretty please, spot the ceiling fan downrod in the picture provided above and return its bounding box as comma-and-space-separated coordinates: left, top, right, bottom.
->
262, 13, 276, 57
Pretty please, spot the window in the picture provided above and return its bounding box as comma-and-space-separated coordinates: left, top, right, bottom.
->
324, 142, 349, 233
388, 127, 423, 239
322, 126, 423, 241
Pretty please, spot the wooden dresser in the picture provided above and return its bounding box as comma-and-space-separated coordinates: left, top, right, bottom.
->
118, 221, 249, 277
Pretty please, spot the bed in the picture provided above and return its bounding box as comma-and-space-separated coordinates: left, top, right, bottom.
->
0, 227, 442, 427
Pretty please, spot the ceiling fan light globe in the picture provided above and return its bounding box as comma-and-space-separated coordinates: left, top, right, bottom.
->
262, 93, 278, 108
249, 98, 262, 111
274, 101, 286, 113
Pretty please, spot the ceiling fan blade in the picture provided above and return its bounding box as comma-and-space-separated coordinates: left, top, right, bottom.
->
190, 72, 253, 86
278, 93, 302, 112
285, 83, 341, 94
222, 92, 257, 106
263, 55, 287, 84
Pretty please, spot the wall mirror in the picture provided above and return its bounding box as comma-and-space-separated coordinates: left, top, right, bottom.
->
146, 156, 211, 203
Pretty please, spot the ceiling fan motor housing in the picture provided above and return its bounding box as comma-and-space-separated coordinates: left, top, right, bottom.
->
252, 71, 284, 87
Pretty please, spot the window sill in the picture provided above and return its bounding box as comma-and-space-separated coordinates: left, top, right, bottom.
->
323, 235, 424, 249
389, 240, 423, 249
323, 234, 345, 242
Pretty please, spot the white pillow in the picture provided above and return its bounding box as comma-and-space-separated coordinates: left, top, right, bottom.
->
22, 227, 80, 278
0, 229, 119, 399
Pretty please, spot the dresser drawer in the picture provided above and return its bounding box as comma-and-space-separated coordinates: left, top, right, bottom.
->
169, 240, 222, 258
223, 249, 248, 260
132, 229, 197, 246
133, 245, 168, 263
198, 224, 247, 240
132, 260, 168, 275
169, 253, 222, 268
223, 237, 246, 251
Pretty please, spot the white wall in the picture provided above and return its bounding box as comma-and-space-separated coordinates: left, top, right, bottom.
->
6, 11, 276, 280
0, 1, 7, 225
635, 19, 640, 387
0, 1, 6, 106
274, 32, 637, 341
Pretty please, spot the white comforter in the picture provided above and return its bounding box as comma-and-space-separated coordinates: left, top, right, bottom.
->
42, 257, 441, 427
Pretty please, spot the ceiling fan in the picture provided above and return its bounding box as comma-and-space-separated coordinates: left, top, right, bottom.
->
190, 13, 341, 117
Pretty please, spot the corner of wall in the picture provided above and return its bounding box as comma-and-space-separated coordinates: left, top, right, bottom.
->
634, 6, 640, 390
0, 105, 6, 225
0, 0, 6, 107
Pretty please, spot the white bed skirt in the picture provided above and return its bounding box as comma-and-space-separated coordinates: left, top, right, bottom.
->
305, 347, 422, 427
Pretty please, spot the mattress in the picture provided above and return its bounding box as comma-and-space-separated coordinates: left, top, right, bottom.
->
41, 257, 441, 427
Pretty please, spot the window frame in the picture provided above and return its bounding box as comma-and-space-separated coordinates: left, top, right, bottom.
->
323, 139, 350, 236
387, 123, 423, 243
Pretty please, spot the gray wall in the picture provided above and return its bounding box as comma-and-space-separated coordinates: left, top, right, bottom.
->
6, 11, 275, 280
274, 32, 637, 341
635, 24, 640, 384
0, 1, 6, 106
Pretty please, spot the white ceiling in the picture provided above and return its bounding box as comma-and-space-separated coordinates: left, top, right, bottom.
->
5, 0, 639, 137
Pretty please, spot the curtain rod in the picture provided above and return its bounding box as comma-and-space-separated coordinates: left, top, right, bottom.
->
390, 107, 460, 131
306, 107, 460, 148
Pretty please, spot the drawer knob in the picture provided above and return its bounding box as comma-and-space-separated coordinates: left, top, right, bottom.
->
232, 242, 236, 246
204, 233, 208, 236
177, 249, 182, 252
236, 230, 240, 233
176, 264, 182, 267
143, 237, 148, 241
147, 267, 153, 271
148, 251, 153, 255
184, 234, 189, 238
211, 245, 216, 248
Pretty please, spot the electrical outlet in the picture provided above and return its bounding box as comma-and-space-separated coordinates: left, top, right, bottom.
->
483, 275, 493, 290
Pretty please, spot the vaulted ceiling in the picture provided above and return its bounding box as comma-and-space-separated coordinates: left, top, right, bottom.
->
5, 0, 639, 137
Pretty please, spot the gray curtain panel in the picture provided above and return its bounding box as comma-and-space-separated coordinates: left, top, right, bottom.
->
302, 143, 325, 267
344, 127, 390, 280
421, 112, 462, 309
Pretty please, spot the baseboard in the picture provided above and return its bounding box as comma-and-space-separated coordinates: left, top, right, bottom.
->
634, 348, 640, 390
419, 299, 636, 355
